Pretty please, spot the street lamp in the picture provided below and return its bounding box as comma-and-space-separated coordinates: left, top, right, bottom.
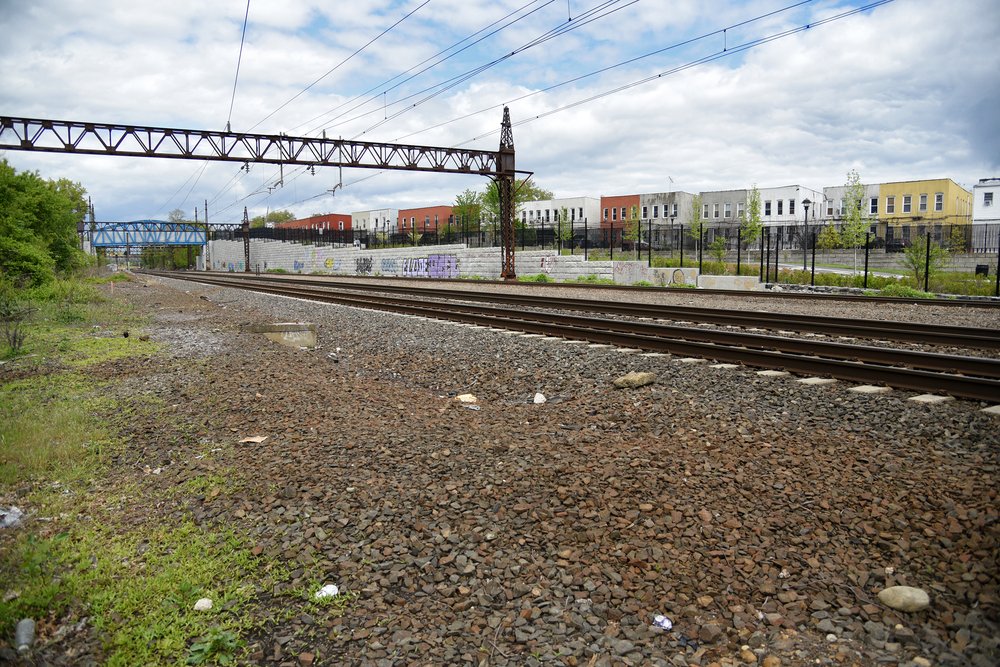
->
801, 198, 811, 271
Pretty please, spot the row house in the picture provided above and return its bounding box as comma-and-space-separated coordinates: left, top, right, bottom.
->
275, 213, 352, 231
971, 178, 999, 250
397, 205, 453, 235
639, 191, 695, 228
352, 208, 398, 234
519, 196, 600, 227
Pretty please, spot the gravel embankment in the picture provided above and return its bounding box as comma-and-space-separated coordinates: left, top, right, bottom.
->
54, 275, 1000, 666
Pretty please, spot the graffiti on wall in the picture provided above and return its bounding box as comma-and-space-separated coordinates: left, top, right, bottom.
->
293, 260, 306, 272
324, 257, 343, 270
401, 254, 459, 278
381, 258, 398, 273
355, 257, 373, 275
539, 256, 555, 272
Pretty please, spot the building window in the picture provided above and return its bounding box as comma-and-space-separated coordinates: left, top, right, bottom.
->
611, 207, 617, 221
737, 202, 745, 218
621, 207, 626, 220
603, 208, 609, 220
903, 195, 911, 213
789, 199, 795, 215
986, 192, 995, 207
579, 208, 583, 219
826, 200, 833, 216
919, 194, 927, 212
724, 202, 732, 218
671, 203, 678, 217
935, 193, 943, 211
703, 203, 709, 218
870, 197, 878, 215
764, 200, 772, 216
713, 203, 720, 218
642, 206, 648, 218
777, 200, 784, 215
886, 196, 895, 214
652, 205, 659, 218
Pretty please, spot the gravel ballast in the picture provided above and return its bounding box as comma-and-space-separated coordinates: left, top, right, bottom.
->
30, 274, 1000, 666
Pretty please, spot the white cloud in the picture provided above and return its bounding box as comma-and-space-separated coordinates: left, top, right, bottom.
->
1, 0, 997, 223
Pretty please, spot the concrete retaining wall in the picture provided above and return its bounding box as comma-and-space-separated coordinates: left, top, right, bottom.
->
207, 239, 710, 286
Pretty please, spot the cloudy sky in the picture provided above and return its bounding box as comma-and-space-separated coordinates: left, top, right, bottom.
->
1, 0, 997, 222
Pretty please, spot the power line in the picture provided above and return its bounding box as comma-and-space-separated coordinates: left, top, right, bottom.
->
318, 0, 635, 140
245, 0, 430, 133
226, 0, 252, 131
294, 0, 557, 136
391, 0, 815, 143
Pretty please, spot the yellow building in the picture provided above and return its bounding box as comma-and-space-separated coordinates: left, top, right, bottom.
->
878, 178, 972, 246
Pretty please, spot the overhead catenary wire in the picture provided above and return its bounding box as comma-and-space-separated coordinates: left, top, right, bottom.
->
246, 0, 431, 134
292, 0, 558, 136
226, 0, 252, 132
251, 0, 893, 214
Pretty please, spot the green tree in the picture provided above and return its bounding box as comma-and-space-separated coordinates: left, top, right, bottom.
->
557, 206, 573, 245
947, 225, 968, 252
902, 234, 949, 289
452, 189, 483, 232
709, 235, 727, 263
840, 170, 871, 272
623, 205, 640, 245
0, 160, 88, 286
815, 224, 842, 250
687, 194, 704, 241
740, 185, 763, 249
250, 209, 295, 228
481, 178, 553, 233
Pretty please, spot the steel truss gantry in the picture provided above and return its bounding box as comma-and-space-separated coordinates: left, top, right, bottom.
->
0, 111, 520, 278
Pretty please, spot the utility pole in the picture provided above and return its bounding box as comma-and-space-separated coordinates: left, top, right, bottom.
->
498, 107, 516, 281
242, 207, 251, 272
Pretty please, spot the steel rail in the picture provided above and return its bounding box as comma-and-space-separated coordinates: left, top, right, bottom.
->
154, 272, 1000, 401
195, 272, 1000, 349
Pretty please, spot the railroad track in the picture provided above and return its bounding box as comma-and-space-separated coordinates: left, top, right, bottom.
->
149, 271, 1000, 402
171, 272, 1000, 350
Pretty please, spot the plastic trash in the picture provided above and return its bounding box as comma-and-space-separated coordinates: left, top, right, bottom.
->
194, 598, 213, 611
455, 394, 478, 404
533, 393, 547, 404
461, 405, 481, 411
15, 618, 35, 652
315, 584, 340, 599
1, 506, 24, 529
652, 614, 673, 631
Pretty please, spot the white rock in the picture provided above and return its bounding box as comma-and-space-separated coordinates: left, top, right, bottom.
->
315, 584, 340, 599
877, 586, 930, 612
455, 394, 478, 404
533, 393, 547, 404
194, 598, 213, 611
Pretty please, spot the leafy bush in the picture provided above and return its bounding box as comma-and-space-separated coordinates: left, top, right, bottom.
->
573, 274, 614, 284
518, 273, 554, 283
265, 268, 289, 274
632, 280, 654, 287
877, 283, 936, 299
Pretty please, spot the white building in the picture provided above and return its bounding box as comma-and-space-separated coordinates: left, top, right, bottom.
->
519, 197, 600, 227
821, 184, 881, 222
971, 177, 1000, 251
352, 208, 398, 234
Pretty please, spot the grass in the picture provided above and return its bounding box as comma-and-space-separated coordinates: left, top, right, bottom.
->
0, 273, 315, 666
518, 273, 554, 283
571, 274, 615, 285
0, 522, 263, 666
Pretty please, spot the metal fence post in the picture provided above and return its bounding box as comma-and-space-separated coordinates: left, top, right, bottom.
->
648, 219, 652, 268
764, 229, 770, 282
584, 218, 588, 261
811, 232, 817, 286
995, 225, 1000, 297
610, 221, 614, 261
924, 231, 931, 292
863, 232, 871, 289
736, 228, 742, 275
698, 227, 704, 273
679, 225, 684, 268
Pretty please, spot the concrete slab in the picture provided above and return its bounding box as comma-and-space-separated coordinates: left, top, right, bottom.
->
616, 348, 643, 354
711, 363, 740, 369
246, 322, 317, 349
640, 352, 670, 357
562, 340, 589, 345
908, 394, 955, 404
757, 370, 790, 378
798, 377, 838, 386
588, 343, 612, 348
677, 357, 708, 364
519, 333, 545, 338
982, 404, 1000, 415
849, 384, 892, 394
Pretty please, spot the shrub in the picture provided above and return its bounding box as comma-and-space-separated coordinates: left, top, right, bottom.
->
518, 273, 553, 283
